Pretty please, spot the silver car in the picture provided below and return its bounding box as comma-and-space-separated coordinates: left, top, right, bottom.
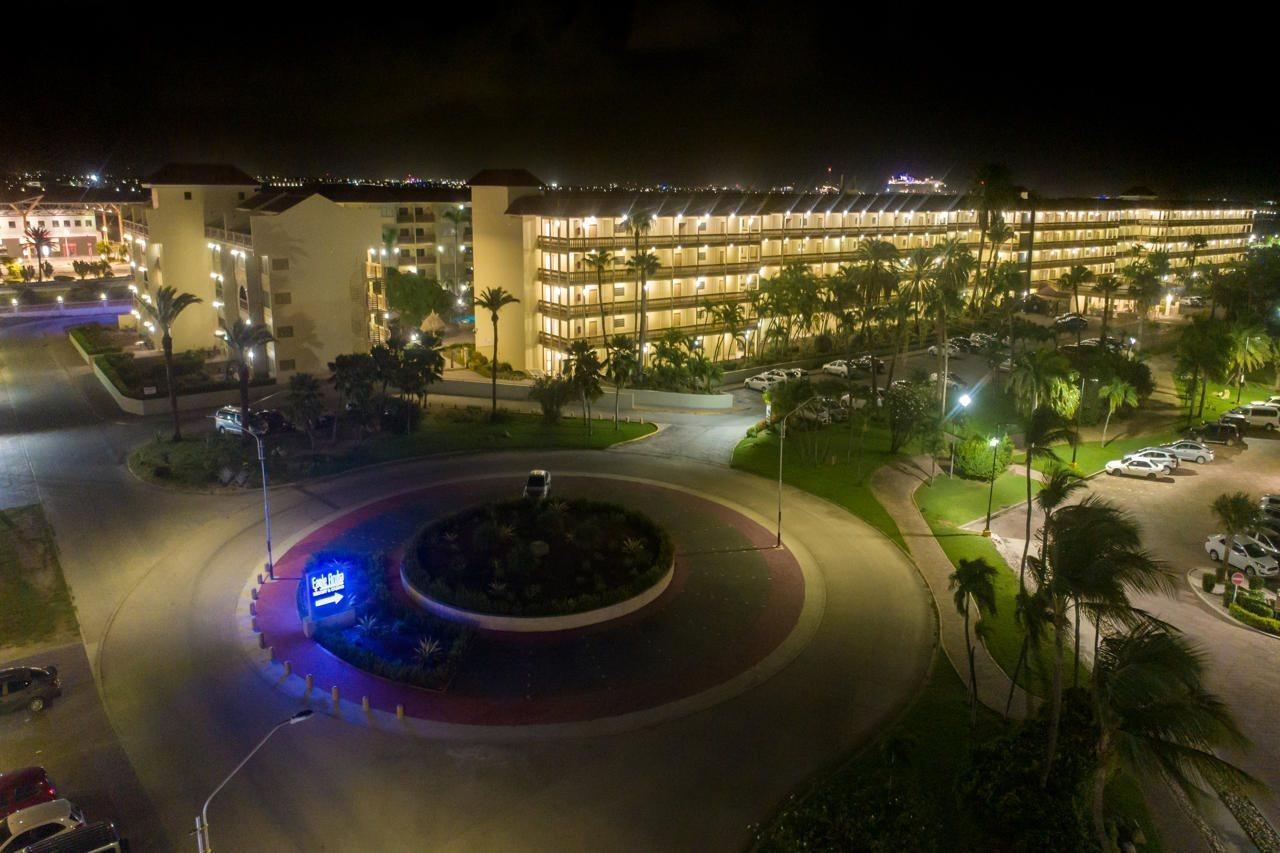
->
1160, 440, 1214, 464
1123, 447, 1179, 469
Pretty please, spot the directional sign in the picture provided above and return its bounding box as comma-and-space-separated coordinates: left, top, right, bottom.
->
303, 560, 355, 621
1231, 572, 1247, 587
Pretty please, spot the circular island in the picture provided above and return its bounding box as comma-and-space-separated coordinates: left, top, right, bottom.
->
401, 497, 675, 632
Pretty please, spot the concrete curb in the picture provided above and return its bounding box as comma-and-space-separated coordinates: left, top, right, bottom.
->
1185, 568, 1280, 642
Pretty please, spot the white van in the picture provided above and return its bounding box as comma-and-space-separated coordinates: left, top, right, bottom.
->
1221, 404, 1280, 431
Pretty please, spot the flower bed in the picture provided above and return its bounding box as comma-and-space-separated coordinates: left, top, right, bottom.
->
305, 551, 468, 690
404, 498, 672, 617
68, 322, 128, 355
96, 350, 270, 399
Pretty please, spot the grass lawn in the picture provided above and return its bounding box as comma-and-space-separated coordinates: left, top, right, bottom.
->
130, 410, 656, 490
915, 468, 1039, 527
1016, 429, 1178, 477
0, 505, 79, 650
731, 421, 904, 548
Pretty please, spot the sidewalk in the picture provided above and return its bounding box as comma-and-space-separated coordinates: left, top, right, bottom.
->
871, 456, 1035, 719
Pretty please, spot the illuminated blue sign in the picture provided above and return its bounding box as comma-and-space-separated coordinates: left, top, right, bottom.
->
303, 560, 354, 621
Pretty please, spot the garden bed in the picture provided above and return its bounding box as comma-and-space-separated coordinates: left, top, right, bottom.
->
68, 322, 131, 356
404, 498, 673, 617
306, 551, 468, 691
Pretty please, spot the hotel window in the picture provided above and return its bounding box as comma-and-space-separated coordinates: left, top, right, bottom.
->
273, 292, 292, 306
184, 192, 192, 200
278, 359, 295, 371
613, 284, 626, 297
276, 326, 294, 338
613, 317, 625, 328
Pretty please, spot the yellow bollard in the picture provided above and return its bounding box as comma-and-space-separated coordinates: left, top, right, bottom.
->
283, 661, 292, 676
331, 685, 340, 704
396, 704, 405, 720
362, 696, 370, 712
304, 674, 313, 694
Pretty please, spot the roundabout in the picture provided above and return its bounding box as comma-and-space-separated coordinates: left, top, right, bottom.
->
252, 474, 819, 731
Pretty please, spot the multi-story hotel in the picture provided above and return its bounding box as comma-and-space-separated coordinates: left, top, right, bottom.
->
122, 164, 470, 376
1, 186, 144, 262
119, 163, 1255, 382
470, 174, 1255, 374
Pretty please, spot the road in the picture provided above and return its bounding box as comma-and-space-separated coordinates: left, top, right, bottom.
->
0, 317, 933, 851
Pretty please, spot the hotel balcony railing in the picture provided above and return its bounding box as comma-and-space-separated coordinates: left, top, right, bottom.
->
537, 290, 751, 320
123, 219, 149, 238
204, 226, 253, 250
539, 319, 741, 351
1116, 216, 1254, 228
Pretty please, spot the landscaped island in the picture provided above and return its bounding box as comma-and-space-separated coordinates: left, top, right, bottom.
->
404, 498, 673, 618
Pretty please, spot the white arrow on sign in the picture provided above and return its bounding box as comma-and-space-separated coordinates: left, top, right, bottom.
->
314, 592, 344, 607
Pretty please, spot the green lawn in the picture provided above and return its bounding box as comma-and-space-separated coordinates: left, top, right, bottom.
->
0, 505, 79, 650
1017, 430, 1177, 477
731, 421, 904, 549
915, 468, 1040, 528
130, 410, 656, 489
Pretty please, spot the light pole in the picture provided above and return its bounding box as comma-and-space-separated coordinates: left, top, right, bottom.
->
982, 436, 1000, 537
248, 424, 275, 580
947, 394, 973, 479
195, 709, 313, 852
776, 396, 823, 548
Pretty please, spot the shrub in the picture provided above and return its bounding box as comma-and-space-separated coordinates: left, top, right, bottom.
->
529, 375, 574, 424
1249, 575, 1266, 591
1229, 603, 1280, 636
952, 435, 1014, 481
1202, 571, 1216, 593
69, 323, 124, 355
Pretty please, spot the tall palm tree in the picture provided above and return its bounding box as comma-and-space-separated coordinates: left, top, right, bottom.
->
968, 163, 1015, 312
583, 249, 615, 356
1042, 496, 1172, 785
1099, 378, 1137, 444
475, 286, 520, 421
1017, 406, 1077, 590
979, 214, 1015, 310
565, 339, 603, 433
1008, 346, 1071, 414
23, 226, 53, 282
441, 206, 471, 294
1210, 492, 1259, 561
926, 238, 972, 417
949, 557, 998, 724
1059, 265, 1095, 322
604, 335, 637, 429
220, 319, 275, 443
1093, 274, 1123, 344
1089, 625, 1252, 848
139, 286, 202, 441
1227, 325, 1269, 403
624, 250, 660, 379
1121, 260, 1161, 350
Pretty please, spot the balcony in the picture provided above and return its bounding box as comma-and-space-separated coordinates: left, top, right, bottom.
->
538, 290, 751, 320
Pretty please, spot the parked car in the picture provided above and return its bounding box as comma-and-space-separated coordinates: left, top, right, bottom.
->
1160, 439, 1215, 464
23, 821, 124, 853
211, 406, 292, 437
251, 409, 295, 435
1104, 457, 1169, 479
1122, 447, 1179, 470
851, 355, 885, 374
1249, 528, 1280, 557
1249, 396, 1280, 408
0, 769, 57, 822
1258, 504, 1280, 527
816, 396, 850, 422
0, 800, 84, 852
928, 372, 965, 391
522, 470, 551, 500
1079, 336, 1123, 352
1204, 534, 1279, 577
927, 342, 964, 358
212, 405, 250, 435
1220, 404, 1280, 431
744, 374, 778, 392
1185, 421, 1242, 446
994, 357, 1014, 373
968, 332, 999, 348
766, 368, 806, 381
1181, 294, 1207, 308
1054, 313, 1089, 331
821, 359, 850, 377
948, 336, 978, 352
1020, 294, 1052, 314
0, 668, 60, 714
839, 392, 870, 410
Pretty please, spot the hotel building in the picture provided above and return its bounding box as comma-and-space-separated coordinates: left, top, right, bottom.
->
469, 175, 1255, 373
2, 186, 145, 262
122, 164, 470, 376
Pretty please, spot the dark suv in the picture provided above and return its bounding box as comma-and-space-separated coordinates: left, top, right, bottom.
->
1186, 421, 1242, 447
0, 667, 61, 714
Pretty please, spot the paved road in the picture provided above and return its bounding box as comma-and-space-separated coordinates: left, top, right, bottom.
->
0, 320, 934, 851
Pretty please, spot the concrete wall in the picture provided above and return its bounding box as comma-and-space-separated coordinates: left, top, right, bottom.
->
472, 183, 540, 371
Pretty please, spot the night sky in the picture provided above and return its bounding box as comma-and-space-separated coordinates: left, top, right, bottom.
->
13, 5, 1278, 199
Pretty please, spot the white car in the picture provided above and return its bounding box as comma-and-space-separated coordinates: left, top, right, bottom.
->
1160, 440, 1214, 464
928, 372, 965, 391
1259, 494, 1280, 508
1104, 457, 1169, 479
1249, 528, 1280, 556
1205, 534, 1279, 577
1123, 447, 1179, 470
0, 800, 85, 852
822, 360, 851, 377
744, 374, 778, 392
927, 342, 964, 358
994, 357, 1013, 373
522, 470, 550, 500
1250, 396, 1280, 408
838, 392, 869, 410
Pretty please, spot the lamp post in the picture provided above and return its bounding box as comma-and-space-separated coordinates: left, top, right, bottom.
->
776, 396, 823, 548
195, 709, 313, 852
248, 424, 275, 580
946, 393, 974, 479
982, 436, 1000, 537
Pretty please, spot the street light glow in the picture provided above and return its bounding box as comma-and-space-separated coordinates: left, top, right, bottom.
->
959, 393, 972, 408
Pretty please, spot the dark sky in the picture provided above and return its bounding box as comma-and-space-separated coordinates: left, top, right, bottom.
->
12, 4, 1278, 199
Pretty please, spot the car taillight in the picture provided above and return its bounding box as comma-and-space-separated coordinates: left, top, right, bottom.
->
44, 782, 56, 797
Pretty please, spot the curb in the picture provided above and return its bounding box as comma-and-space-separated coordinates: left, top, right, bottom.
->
1184, 568, 1280, 641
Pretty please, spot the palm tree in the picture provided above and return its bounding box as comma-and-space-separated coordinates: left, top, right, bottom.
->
284, 372, 324, 449
23, 226, 54, 282
968, 164, 1015, 311
1017, 406, 1077, 590
1059, 265, 1095, 323
565, 340, 603, 433
925, 238, 972, 417
475, 286, 520, 421
1227, 325, 1269, 403
604, 336, 637, 429
1122, 261, 1161, 350
220, 319, 275, 443
1089, 625, 1252, 848
138, 286, 202, 441
441, 206, 470, 294
979, 214, 1015, 309
949, 557, 998, 724
1007, 346, 1071, 414
1185, 233, 1208, 274
1098, 379, 1137, 444
1211, 492, 1259, 561
1042, 496, 1172, 785
624, 250, 660, 379
1093, 274, 1123, 344
583, 249, 615, 355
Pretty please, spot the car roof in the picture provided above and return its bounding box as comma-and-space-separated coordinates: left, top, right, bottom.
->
529, 469, 548, 477
5, 799, 74, 829
0, 768, 47, 791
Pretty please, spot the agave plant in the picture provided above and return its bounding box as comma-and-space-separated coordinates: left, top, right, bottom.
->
415, 636, 443, 664
487, 580, 508, 595
356, 615, 381, 637
622, 537, 646, 560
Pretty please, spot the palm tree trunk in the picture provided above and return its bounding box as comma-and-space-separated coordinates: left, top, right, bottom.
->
963, 603, 978, 724
238, 362, 252, 445
490, 316, 499, 421
1091, 746, 1113, 849
637, 274, 649, 382
1102, 407, 1112, 444
1073, 597, 1082, 687
1041, 594, 1066, 788
1019, 451, 1033, 591
163, 334, 181, 441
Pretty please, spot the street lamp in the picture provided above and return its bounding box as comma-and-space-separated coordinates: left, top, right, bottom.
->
776, 396, 823, 548
982, 436, 1001, 537
247, 423, 275, 580
194, 709, 313, 852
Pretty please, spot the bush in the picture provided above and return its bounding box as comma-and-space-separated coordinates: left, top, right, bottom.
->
96, 351, 269, 398
1229, 603, 1280, 636
952, 435, 1014, 481
529, 375, 574, 424
69, 323, 124, 356
1202, 571, 1217, 593
1249, 575, 1266, 591
1233, 589, 1273, 618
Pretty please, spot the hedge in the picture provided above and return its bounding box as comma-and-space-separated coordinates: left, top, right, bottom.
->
1229, 603, 1280, 636
95, 351, 270, 399
953, 435, 1014, 482
69, 323, 125, 356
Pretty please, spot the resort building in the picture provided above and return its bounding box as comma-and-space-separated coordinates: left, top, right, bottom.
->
1, 186, 145, 262
469, 173, 1255, 373
122, 165, 470, 377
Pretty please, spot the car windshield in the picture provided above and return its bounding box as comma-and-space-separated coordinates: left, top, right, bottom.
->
1244, 543, 1267, 557
527, 476, 545, 487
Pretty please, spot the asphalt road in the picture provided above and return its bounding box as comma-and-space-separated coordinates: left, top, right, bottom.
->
0, 318, 934, 851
